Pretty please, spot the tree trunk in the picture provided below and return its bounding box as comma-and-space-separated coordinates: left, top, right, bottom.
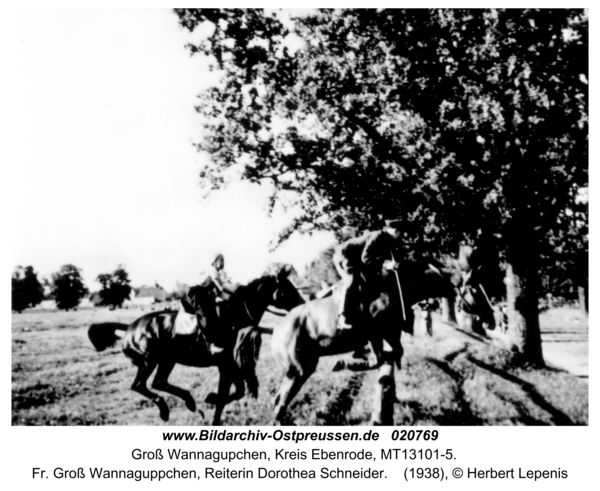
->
578, 285, 588, 317
504, 234, 544, 366
441, 296, 457, 323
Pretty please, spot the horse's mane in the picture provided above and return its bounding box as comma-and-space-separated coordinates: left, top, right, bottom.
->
225, 274, 277, 325
242, 274, 276, 293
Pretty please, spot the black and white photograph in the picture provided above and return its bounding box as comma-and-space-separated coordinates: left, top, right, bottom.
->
9, 8, 589, 428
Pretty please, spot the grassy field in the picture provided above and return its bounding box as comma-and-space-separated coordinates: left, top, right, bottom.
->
12, 305, 588, 426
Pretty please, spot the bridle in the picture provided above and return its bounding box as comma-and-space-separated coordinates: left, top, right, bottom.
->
456, 275, 494, 315
240, 277, 289, 325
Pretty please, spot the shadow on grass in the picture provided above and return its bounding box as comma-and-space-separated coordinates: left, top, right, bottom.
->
442, 322, 489, 343
425, 357, 484, 426
399, 345, 485, 425
318, 373, 365, 425
493, 392, 550, 426
466, 356, 575, 426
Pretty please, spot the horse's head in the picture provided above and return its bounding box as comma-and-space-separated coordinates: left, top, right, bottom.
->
457, 269, 496, 327
272, 266, 305, 311
243, 267, 304, 319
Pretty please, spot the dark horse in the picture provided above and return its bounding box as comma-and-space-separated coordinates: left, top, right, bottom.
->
271, 262, 458, 422
88, 268, 303, 425
456, 267, 497, 334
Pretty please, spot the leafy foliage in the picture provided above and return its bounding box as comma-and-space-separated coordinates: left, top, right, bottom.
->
50, 265, 89, 311
97, 265, 133, 310
175, 9, 588, 363
263, 261, 301, 285
12, 266, 44, 313
176, 8, 587, 253
301, 245, 341, 295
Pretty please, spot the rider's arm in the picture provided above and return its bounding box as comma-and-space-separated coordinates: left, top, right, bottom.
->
361, 231, 389, 266
212, 277, 224, 294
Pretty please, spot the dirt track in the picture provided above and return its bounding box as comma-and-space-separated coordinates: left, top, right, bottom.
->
539, 309, 588, 378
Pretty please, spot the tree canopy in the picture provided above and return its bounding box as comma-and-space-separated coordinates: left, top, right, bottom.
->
97, 265, 133, 310
175, 8, 588, 364
51, 264, 89, 311
301, 245, 340, 295
176, 8, 587, 250
12, 266, 44, 313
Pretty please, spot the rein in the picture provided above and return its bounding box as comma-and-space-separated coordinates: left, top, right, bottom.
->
238, 279, 276, 327
390, 252, 407, 321
456, 279, 493, 315
241, 297, 257, 326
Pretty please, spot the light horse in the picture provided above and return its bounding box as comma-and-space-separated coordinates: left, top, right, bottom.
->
271, 261, 458, 423
88, 268, 303, 425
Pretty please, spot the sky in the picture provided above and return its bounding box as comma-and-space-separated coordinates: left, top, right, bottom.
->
7, 9, 335, 291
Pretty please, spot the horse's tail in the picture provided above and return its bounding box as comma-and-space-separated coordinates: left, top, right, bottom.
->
88, 322, 128, 352
233, 326, 263, 398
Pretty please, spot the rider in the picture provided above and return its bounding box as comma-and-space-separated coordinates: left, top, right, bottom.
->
333, 219, 403, 329
194, 253, 234, 356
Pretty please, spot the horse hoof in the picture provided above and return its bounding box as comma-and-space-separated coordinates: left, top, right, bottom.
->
378, 374, 394, 386
332, 360, 345, 372
185, 398, 197, 412
205, 393, 218, 405
159, 406, 170, 422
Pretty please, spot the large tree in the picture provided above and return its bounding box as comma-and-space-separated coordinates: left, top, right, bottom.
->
12, 266, 44, 313
175, 8, 587, 365
97, 265, 133, 310
51, 264, 89, 311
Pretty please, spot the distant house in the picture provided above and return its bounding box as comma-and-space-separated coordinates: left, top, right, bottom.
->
89, 292, 103, 307
33, 300, 57, 310
173, 282, 190, 300
126, 284, 168, 306
78, 298, 93, 308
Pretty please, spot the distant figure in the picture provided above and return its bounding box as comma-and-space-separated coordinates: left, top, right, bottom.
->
190, 253, 235, 356
417, 298, 439, 336
333, 220, 403, 329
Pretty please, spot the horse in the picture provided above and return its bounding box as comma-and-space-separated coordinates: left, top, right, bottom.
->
455, 267, 497, 334
271, 261, 459, 423
88, 267, 303, 425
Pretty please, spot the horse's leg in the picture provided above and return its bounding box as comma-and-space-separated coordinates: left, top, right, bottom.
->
152, 360, 197, 413
210, 367, 238, 426
425, 310, 433, 336
332, 335, 384, 372
205, 358, 244, 404
228, 369, 246, 403
131, 360, 169, 422
274, 358, 318, 423
273, 369, 298, 422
